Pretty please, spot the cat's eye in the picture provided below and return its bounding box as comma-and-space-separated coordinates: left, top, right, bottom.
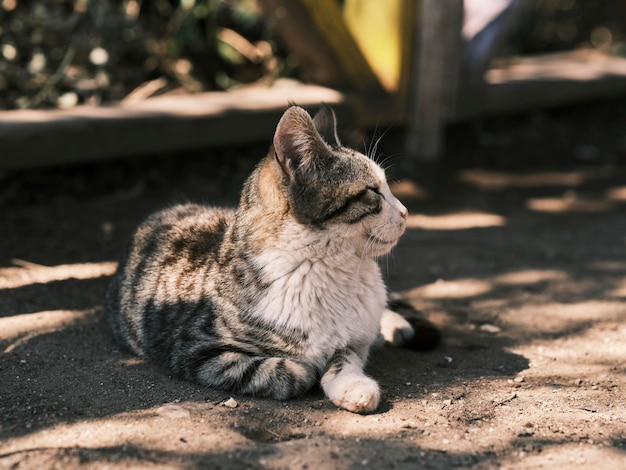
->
367, 186, 382, 196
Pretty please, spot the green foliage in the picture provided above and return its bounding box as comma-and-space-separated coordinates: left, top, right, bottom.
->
0, 0, 293, 109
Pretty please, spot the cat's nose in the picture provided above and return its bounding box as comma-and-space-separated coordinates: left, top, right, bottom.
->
389, 192, 408, 220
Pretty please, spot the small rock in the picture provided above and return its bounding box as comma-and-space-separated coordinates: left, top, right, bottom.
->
223, 397, 238, 408
479, 323, 501, 334
513, 376, 525, 383
437, 355, 454, 368
574, 378, 583, 386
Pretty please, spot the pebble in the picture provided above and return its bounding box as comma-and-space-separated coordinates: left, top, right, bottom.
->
479, 323, 501, 334
223, 397, 238, 408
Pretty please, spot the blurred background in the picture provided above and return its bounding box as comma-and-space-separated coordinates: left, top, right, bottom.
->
0, 0, 287, 110
1, 0, 624, 110
2, 0, 626, 202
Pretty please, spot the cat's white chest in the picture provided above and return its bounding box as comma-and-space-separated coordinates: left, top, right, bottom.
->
252, 249, 386, 364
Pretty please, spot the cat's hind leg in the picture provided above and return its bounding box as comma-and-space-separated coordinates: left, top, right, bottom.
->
380, 309, 416, 346
381, 294, 441, 351
186, 345, 318, 400
321, 347, 380, 413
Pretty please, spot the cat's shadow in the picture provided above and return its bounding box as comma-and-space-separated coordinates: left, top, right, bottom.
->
367, 335, 530, 404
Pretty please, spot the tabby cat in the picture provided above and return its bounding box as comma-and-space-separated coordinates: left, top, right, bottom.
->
106, 105, 439, 413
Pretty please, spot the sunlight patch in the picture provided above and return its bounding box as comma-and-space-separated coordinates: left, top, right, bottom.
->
608, 279, 626, 298
605, 186, 626, 202
526, 195, 612, 213
590, 261, 626, 272
484, 50, 626, 83
389, 179, 428, 200
406, 212, 505, 230
493, 269, 567, 285
408, 278, 492, 299
498, 442, 626, 469
459, 169, 585, 190
0, 261, 117, 289
0, 411, 248, 466
1, 310, 89, 351
501, 301, 626, 334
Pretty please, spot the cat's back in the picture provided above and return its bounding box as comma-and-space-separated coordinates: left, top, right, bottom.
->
142, 203, 232, 251
122, 203, 234, 272
107, 203, 234, 354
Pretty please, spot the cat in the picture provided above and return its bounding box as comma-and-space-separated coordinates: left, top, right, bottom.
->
106, 104, 439, 413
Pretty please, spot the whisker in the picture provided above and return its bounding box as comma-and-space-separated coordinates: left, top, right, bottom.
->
368, 123, 395, 164
377, 153, 404, 173
362, 219, 392, 260
361, 136, 369, 155
365, 120, 381, 160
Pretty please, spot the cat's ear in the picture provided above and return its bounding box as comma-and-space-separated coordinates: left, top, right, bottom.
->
273, 106, 329, 182
313, 104, 341, 148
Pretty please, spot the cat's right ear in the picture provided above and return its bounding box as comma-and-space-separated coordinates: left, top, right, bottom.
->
273, 106, 329, 183
313, 104, 340, 148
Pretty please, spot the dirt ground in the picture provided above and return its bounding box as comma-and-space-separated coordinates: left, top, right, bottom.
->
1, 102, 626, 469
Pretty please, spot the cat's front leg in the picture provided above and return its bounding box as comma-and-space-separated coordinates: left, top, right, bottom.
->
320, 347, 380, 413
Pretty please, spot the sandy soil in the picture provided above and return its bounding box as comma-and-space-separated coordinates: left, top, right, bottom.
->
2, 107, 626, 469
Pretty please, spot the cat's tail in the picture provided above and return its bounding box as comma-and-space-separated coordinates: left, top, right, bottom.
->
179, 344, 318, 400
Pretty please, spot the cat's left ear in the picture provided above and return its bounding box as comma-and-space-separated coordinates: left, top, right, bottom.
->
273, 106, 330, 183
313, 104, 341, 148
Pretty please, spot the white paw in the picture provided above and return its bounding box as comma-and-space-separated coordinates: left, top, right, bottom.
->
323, 373, 381, 413
380, 309, 415, 347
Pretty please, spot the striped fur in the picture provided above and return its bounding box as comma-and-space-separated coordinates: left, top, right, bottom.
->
107, 105, 436, 413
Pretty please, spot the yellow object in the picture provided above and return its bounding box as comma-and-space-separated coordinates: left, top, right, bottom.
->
298, 0, 384, 92
343, 0, 412, 92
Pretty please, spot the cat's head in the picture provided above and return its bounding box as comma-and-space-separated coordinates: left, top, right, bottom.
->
271, 105, 407, 258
